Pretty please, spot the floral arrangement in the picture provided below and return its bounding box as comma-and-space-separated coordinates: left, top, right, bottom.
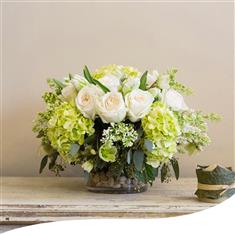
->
33, 65, 219, 186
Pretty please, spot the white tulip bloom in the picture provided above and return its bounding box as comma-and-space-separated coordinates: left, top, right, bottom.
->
72, 74, 89, 90
96, 91, 126, 123
99, 75, 120, 92
146, 70, 159, 88
125, 89, 154, 122
164, 89, 188, 111
122, 77, 140, 95
157, 74, 170, 90
61, 83, 77, 102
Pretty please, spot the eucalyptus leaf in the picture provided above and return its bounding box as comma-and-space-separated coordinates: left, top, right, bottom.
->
139, 71, 148, 90
144, 139, 153, 152
127, 149, 132, 164
133, 150, 144, 171
170, 157, 179, 180
69, 143, 80, 156
49, 154, 58, 170
161, 164, 168, 183
39, 155, 48, 174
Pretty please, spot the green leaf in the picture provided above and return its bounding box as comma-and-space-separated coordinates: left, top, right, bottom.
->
170, 157, 179, 180
69, 143, 80, 156
144, 164, 156, 184
39, 155, 48, 174
83, 65, 110, 93
49, 154, 58, 170
144, 139, 153, 152
133, 150, 144, 171
52, 79, 65, 89
161, 164, 168, 183
135, 171, 146, 183
127, 149, 132, 164
36, 130, 44, 138
83, 65, 93, 83
139, 71, 148, 90
68, 73, 73, 80
93, 79, 110, 93
85, 134, 95, 145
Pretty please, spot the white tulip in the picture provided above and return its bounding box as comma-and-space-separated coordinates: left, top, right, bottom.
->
146, 70, 159, 88
157, 74, 170, 90
164, 89, 188, 111
61, 83, 77, 102
99, 75, 120, 92
148, 87, 162, 100
72, 74, 89, 90
96, 91, 126, 123
122, 77, 140, 95
125, 89, 154, 122
75, 85, 101, 119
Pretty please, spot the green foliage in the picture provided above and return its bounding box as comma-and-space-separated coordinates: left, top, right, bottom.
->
167, 68, 193, 95
39, 155, 48, 174
133, 150, 144, 171
69, 144, 80, 156
139, 71, 148, 90
83, 65, 110, 93
170, 157, 179, 180
47, 78, 65, 94
174, 110, 212, 153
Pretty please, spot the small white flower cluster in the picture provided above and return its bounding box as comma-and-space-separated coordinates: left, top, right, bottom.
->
101, 123, 138, 147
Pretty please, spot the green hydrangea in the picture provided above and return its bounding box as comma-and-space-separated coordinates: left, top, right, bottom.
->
141, 102, 181, 167
93, 64, 140, 79
99, 142, 117, 162
47, 102, 94, 159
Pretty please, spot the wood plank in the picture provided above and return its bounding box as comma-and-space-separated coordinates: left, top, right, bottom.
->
0, 177, 217, 224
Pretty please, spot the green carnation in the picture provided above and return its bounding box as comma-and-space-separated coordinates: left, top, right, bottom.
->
141, 102, 180, 167
99, 142, 117, 162
47, 102, 94, 159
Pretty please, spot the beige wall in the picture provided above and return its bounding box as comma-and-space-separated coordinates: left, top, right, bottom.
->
1, 2, 234, 177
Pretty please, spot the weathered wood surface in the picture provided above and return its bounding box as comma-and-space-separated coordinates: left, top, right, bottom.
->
0, 177, 217, 224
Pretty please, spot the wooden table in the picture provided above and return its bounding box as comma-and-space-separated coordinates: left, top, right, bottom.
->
0, 177, 216, 226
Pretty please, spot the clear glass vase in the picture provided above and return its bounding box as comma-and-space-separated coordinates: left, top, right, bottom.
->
86, 172, 148, 194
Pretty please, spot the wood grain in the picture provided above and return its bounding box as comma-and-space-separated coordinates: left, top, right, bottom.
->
0, 177, 217, 225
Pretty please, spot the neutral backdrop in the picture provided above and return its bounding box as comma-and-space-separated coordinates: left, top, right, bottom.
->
1, 2, 234, 177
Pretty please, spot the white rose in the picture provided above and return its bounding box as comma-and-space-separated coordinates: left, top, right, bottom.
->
164, 89, 188, 111
96, 91, 126, 123
75, 85, 101, 119
72, 74, 89, 90
61, 83, 77, 102
146, 70, 159, 88
125, 89, 154, 122
122, 77, 140, 95
157, 74, 170, 90
99, 75, 120, 92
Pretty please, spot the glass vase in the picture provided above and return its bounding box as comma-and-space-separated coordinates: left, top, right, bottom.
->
86, 172, 148, 194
